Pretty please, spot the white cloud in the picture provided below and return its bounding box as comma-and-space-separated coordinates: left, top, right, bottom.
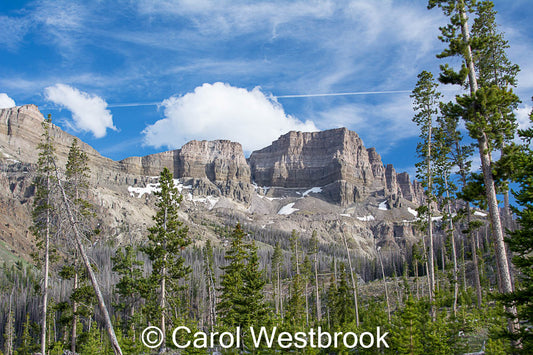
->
143, 82, 318, 153
0, 93, 16, 109
44, 84, 116, 138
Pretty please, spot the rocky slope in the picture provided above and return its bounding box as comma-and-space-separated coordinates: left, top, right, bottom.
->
0, 105, 427, 262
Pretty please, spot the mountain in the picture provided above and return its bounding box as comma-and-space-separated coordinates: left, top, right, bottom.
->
0, 105, 425, 262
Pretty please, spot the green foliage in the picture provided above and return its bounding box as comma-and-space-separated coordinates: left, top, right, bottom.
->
497, 103, 533, 353
392, 296, 423, 354
218, 223, 269, 331
16, 313, 37, 355
141, 167, 191, 327
285, 230, 306, 329
112, 245, 144, 331
77, 326, 104, 355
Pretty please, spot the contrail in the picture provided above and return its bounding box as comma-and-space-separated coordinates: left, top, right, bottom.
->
105, 89, 412, 107
274, 90, 411, 98
107, 101, 160, 108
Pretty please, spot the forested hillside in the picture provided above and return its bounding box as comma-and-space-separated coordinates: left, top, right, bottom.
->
1, 1, 532, 354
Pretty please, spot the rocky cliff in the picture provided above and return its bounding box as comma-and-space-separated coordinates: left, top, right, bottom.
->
249, 128, 423, 205
0, 105, 428, 262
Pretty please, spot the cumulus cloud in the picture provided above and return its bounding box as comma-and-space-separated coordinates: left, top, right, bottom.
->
0, 93, 16, 109
44, 84, 116, 138
143, 82, 318, 153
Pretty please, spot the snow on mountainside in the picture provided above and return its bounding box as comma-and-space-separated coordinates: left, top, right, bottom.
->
0, 104, 466, 262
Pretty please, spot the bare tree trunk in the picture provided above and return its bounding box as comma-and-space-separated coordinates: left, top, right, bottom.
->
415, 262, 420, 300
55, 174, 123, 355
160, 206, 168, 350
469, 206, 483, 308
458, 0, 518, 335
425, 111, 436, 319
444, 175, 459, 317
378, 249, 391, 323
41, 178, 50, 355
342, 234, 359, 327
305, 281, 309, 327
71, 270, 78, 353
314, 252, 321, 322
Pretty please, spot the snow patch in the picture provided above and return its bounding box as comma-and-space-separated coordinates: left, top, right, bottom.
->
128, 183, 160, 198
302, 187, 322, 197
340, 213, 351, 217
278, 203, 299, 215
474, 211, 487, 217
188, 195, 219, 210
408, 207, 418, 217
378, 200, 388, 210
357, 215, 375, 221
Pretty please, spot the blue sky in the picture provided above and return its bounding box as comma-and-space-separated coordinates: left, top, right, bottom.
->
1, 0, 532, 177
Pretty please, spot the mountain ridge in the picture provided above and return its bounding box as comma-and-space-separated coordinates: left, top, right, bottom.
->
0, 104, 424, 262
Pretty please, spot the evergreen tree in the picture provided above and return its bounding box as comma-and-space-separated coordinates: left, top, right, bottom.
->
3, 290, 15, 355
310, 230, 322, 323
333, 263, 354, 328
392, 296, 423, 355
271, 242, 283, 316
31, 115, 57, 355
285, 230, 305, 329
141, 167, 191, 349
411, 70, 441, 315
498, 105, 533, 353
54, 139, 123, 354
218, 223, 248, 329
218, 224, 268, 329
241, 241, 269, 328
64, 137, 93, 354
17, 313, 37, 355
202, 240, 217, 331
428, 0, 519, 335
112, 245, 144, 336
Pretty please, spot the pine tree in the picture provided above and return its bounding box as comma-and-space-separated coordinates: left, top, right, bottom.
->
203, 240, 217, 331
3, 289, 15, 355
218, 223, 269, 350
32, 115, 57, 355
471, 0, 520, 227
439, 101, 482, 307
218, 223, 248, 329
141, 167, 191, 349
433, 120, 460, 316
411, 70, 441, 316
285, 230, 305, 329
498, 104, 533, 353
392, 296, 423, 355
54, 141, 123, 355
310, 230, 322, 323
241, 241, 269, 328
333, 263, 354, 327
112, 245, 144, 337
428, 0, 519, 335
64, 138, 92, 354
271, 242, 283, 316
17, 313, 37, 355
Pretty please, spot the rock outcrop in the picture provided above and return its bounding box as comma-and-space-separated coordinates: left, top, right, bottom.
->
0, 104, 430, 261
248, 128, 423, 205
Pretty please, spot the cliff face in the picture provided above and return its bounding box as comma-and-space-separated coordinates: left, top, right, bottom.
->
249, 128, 379, 188
248, 127, 423, 205
0, 105, 423, 206
0, 105, 429, 261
